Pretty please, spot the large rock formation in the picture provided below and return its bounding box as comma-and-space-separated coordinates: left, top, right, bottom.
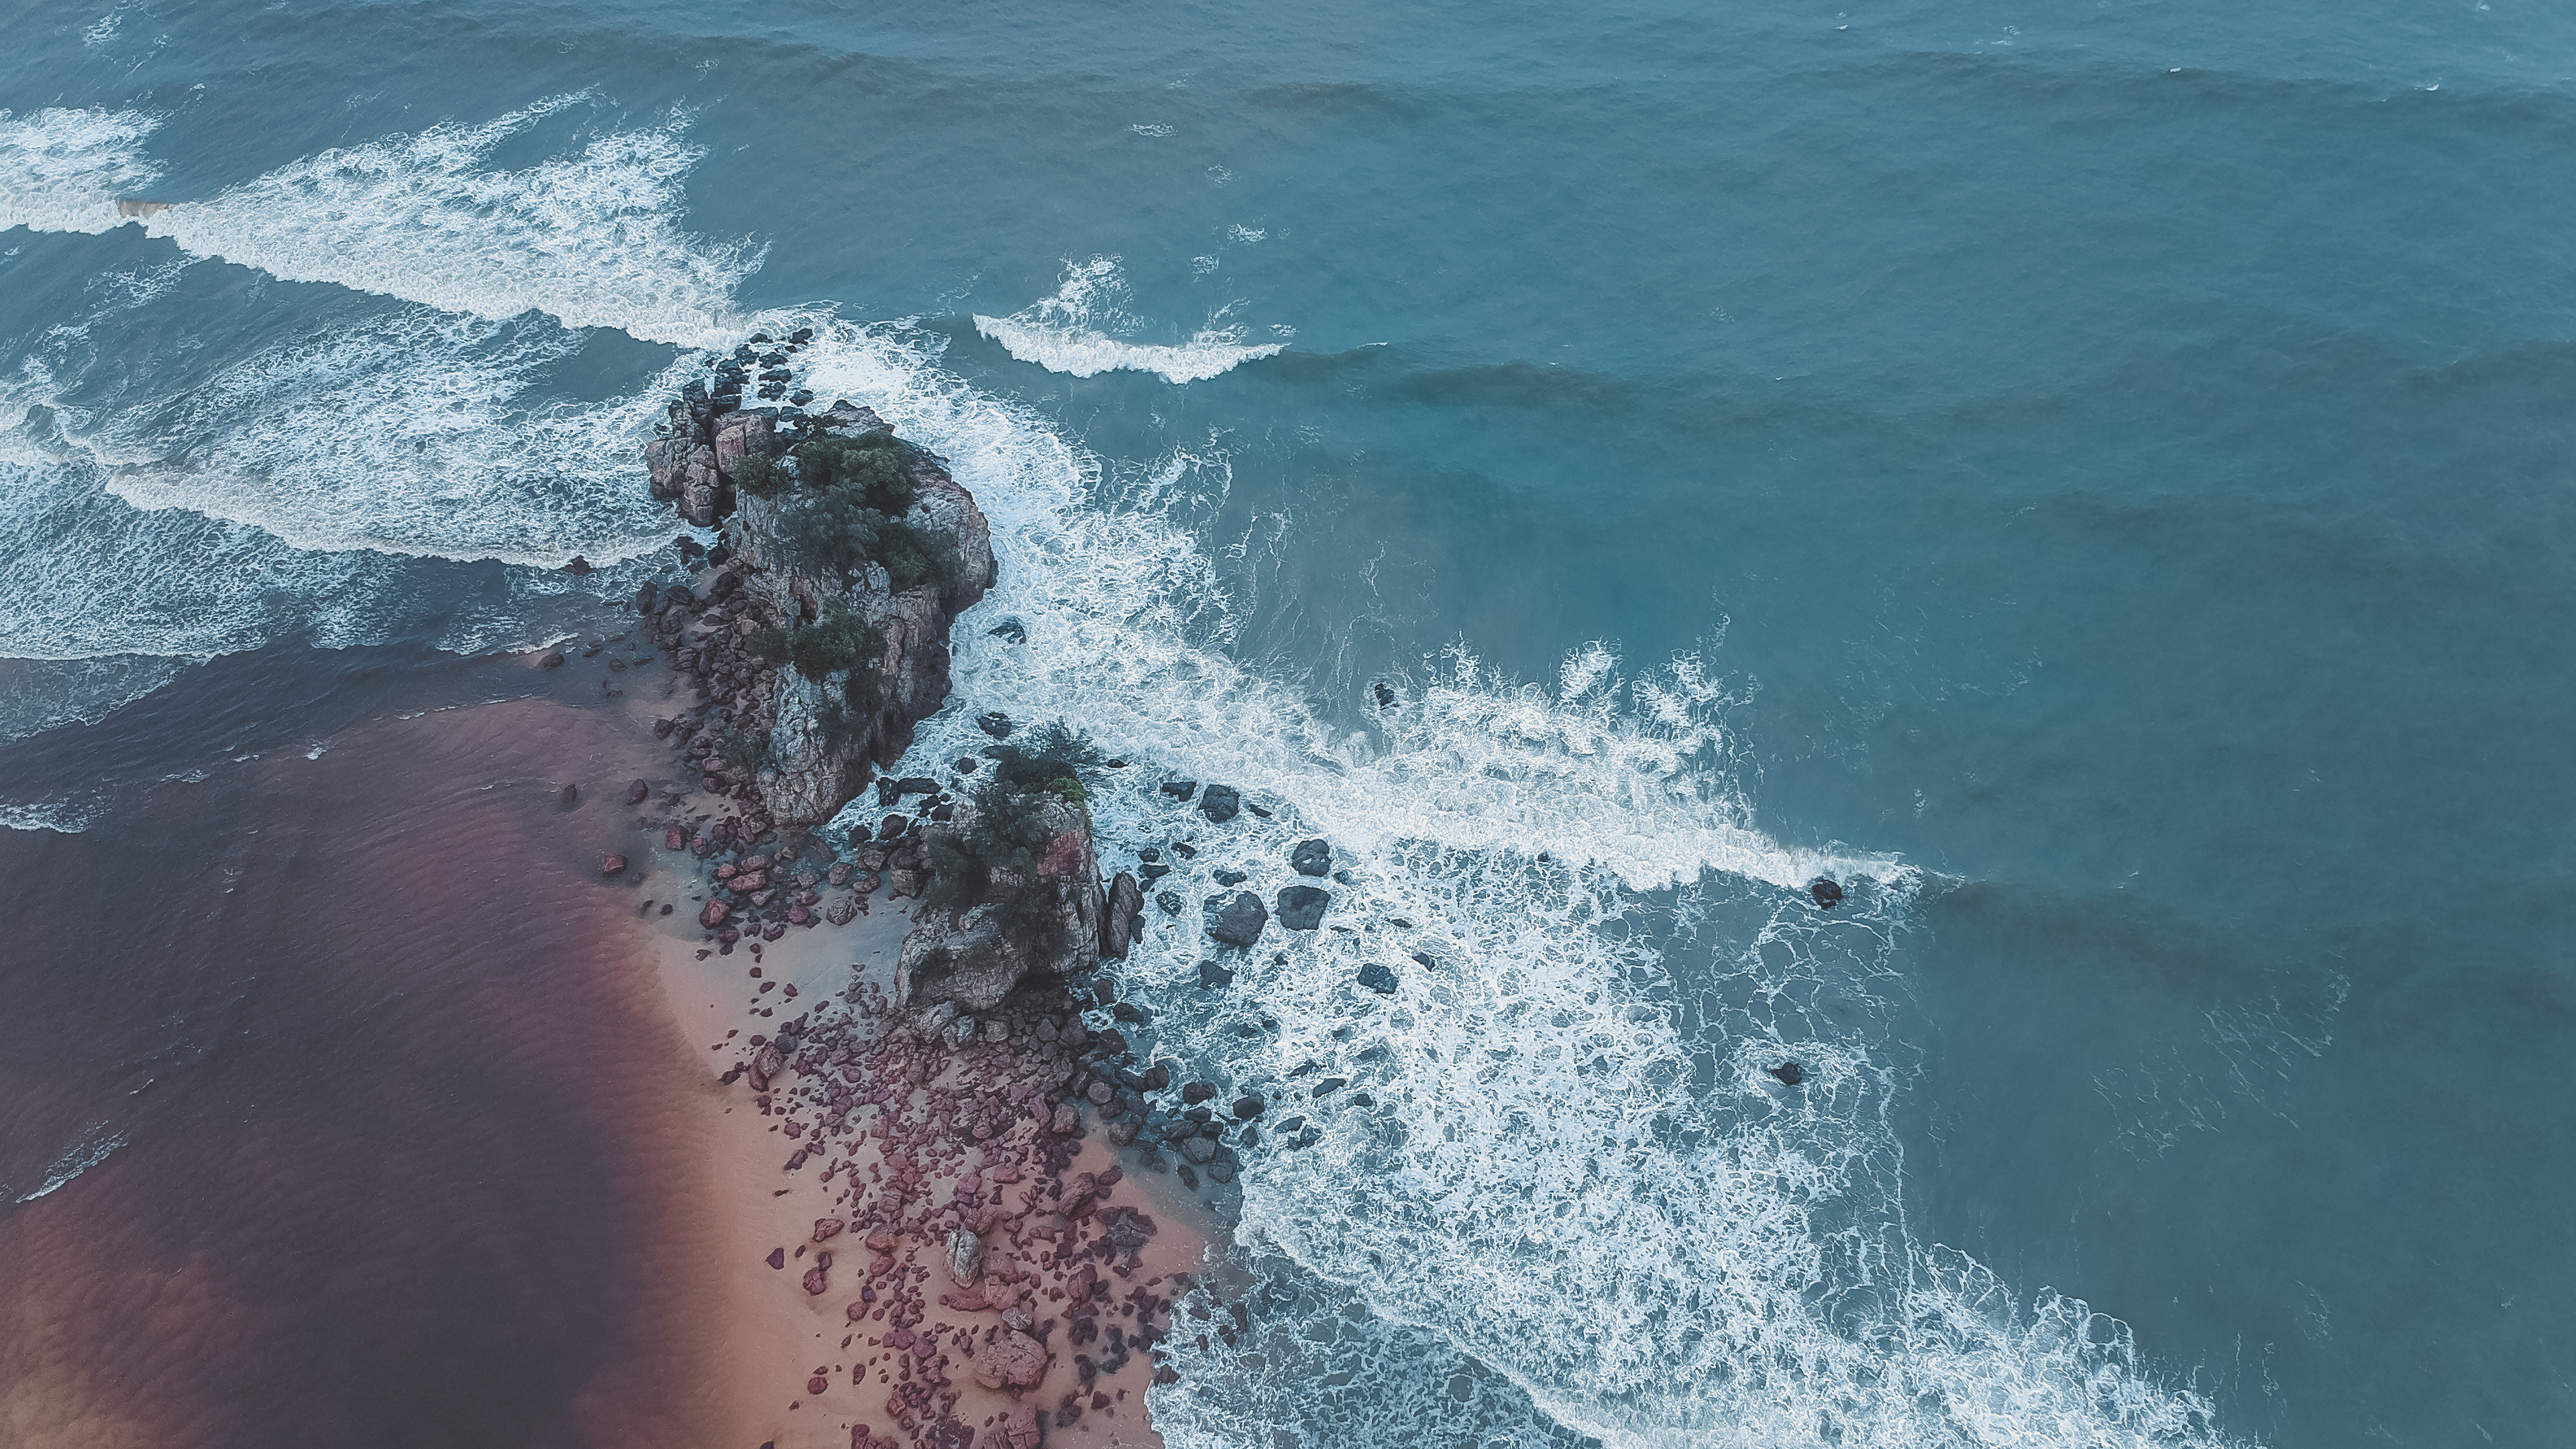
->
895, 794, 1104, 1013
644, 394, 997, 826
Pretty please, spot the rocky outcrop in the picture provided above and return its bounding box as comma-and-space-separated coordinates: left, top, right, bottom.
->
643, 390, 998, 827
896, 795, 1104, 1013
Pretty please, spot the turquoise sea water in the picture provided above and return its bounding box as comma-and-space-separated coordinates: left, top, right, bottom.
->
5, 3, 2574, 1444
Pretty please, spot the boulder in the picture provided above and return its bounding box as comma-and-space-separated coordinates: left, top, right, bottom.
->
946, 1228, 983, 1287
1101, 871, 1144, 959
599, 855, 627, 876
972, 1330, 1049, 1392
1275, 884, 1330, 931
1809, 877, 1843, 910
1159, 780, 1197, 802
1357, 962, 1397, 994
700, 900, 729, 929
1291, 839, 1332, 876
1208, 891, 1268, 947
1000, 1401, 1042, 1449
1199, 784, 1241, 822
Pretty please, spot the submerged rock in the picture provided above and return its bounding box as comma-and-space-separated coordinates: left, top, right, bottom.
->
1770, 1061, 1806, 1087
1356, 962, 1398, 994
1809, 877, 1844, 910
1275, 884, 1330, 930
1199, 784, 1242, 822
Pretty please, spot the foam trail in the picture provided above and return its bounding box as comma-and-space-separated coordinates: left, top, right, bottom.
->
0, 101, 757, 345
975, 256, 1283, 383
11, 1127, 125, 1201
772, 313, 2242, 1448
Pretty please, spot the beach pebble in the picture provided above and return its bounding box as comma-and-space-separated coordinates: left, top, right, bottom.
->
627, 778, 650, 804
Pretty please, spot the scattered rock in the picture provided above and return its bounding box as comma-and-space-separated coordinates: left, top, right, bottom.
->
627, 778, 650, 805
1291, 839, 1332, 876
1160, 780, 1198, 802
1208, 891, 1268, 947
1232, 1095, 1265, 1118
1357, 962, 1398, 994
1275, 884, 1330, 930
1200, 784, 1242, 823
946, 1228, 983, 1286
1770, 1061, 1805, 1087
1156, 890, 1184, 916
1213, 868, 1247, 886
814, 1217, 845, 1241
977, 710, 1014, 739
1809, 877, 1843, 910
1198, 959, 1235, 988
600, 855, 627, 876
561, 555, 594, 576
559, 784, 578, 806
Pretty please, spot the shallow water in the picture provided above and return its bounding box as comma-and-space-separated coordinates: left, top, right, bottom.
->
5, 2, 2573, 1446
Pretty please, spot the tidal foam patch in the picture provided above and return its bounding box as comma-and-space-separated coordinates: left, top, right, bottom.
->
974, 256, 1284, 383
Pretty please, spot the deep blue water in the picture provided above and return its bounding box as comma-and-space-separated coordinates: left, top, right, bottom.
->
5, 2, 2573, 1445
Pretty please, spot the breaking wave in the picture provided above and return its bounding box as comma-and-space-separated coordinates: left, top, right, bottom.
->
0, 97, 757, 345
975, 256, 1284, 382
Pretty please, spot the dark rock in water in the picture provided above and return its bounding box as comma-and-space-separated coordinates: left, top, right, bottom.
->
1208, 890, 1267, 947
1170, 843, 1196, 859
1138, 862, 1171, 882
1197, 959, 1234, 988
538, 649, 566, 669
1411, 951, 1438, 968
767, 1247, 786, 1269
1111, 1002, 1146, 1024
1809, 877, 1844, 910
1313, 1077, 1346, 1095
635, 581, 660, 614
748, 333, 773, 345
1290, 839, 1332, 876
1138, 848, 1161, 862
1356, 962, 1398, 994
1102, 871, 1144, 959
561, 555, 594, 576
988, 619, 1027, 643
928, 802, 955, 822
1161, 780, 1197, 802
789, 390, 814, 406
965, 710, 1011, 740
675, 533, 705, 558
662, 583, 697, 610
600, 854, 627, 875
1213, 868, 1247, 887
1770, 1062, 1805, 1087
1247, 803, 1272, 818
627, 779, 651, 805
891, 775, 941, 798
559, 784, 579, 806
790, 327, 814, 343
1181, 1081, 1215, 1104
1334, 869, 1355, 885
706, 570, 742, 603
878, 814, 909, 841
706, 542, 731, 568
1232, 1095, 1265, 1118
1157, 890, 1184, 916
1275, 885, 1330, 931
1200, 784, 1241, 823
955, 756, 979, 773
1276, 1115, 1307, 1134
1373, 682, 1397, 708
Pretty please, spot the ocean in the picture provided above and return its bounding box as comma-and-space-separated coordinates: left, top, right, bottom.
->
4, 1, 2573, 1445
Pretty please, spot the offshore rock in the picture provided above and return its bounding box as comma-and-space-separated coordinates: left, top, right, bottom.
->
1199, 784, 1242, 823
1208, 891, 1267, 948
1291, 839, 1332, 876
1101, 871, 1144, 959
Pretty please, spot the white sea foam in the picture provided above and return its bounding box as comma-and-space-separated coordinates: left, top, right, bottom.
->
90, 308, 692, 565
0, 107, 164, 235
973, 256, 1284, 383
767, 313, 2239, 1448
0, 795, 107, 833
0, 99, 757, 345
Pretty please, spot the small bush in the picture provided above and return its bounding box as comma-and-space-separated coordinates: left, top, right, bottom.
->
747, 603, 883, 683
731, 452, 786, 500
